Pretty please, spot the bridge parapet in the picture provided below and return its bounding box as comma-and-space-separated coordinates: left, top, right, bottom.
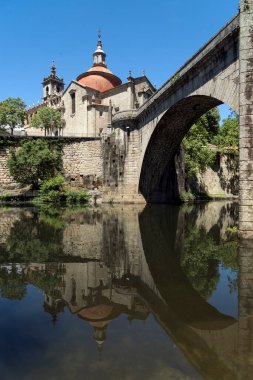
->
112, 14, 239, 129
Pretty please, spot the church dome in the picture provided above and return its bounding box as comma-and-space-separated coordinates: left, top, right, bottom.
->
77, 66, 122, 92
76, 33, 122, 93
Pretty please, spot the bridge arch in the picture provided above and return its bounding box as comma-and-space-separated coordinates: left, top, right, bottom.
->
139, 95, 235, 203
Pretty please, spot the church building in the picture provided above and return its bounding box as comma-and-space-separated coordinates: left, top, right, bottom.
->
26, 33, 155, 137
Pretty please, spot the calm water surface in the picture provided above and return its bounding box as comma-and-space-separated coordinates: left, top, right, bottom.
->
0, 201, 249, 380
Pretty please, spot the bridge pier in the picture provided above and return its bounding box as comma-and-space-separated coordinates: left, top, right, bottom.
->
239, 0, 253, 239
238, 240, 253, 378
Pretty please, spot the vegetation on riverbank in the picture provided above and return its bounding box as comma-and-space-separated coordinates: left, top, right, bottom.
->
183, 108, 239, 179
5, 139, 90, 205
34, 175, 90, 205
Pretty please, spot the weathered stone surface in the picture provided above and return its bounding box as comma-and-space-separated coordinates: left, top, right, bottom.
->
189, 153, 238, 197
239, 0, 253, 238
0, 148, 20, 192
62, 140, 103, 188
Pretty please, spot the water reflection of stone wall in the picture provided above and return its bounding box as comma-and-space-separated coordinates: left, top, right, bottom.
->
0, 209, 24, 247
194, 201, 238, 239
62, 206, 145, 265
62, 211, 103, 259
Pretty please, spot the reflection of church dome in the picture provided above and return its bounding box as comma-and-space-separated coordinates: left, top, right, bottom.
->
78, 303, 114, 321
76, 33, 122, 93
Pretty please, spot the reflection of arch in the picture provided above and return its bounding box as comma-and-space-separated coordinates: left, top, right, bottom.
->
138, 204, 237, 379
139, 95, 225, 202
139, 204, 236, 329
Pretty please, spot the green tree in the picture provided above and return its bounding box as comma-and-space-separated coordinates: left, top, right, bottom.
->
0, 97, 26, 135
8, 139, 62, 188
213, 112, 239, 150
183, 107, 220, 178
30, 106, 62, 136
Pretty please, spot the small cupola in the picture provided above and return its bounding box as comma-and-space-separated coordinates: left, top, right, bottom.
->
93, 30, 106, 67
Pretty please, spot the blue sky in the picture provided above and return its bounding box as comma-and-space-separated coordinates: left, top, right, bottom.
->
0, 0, 239, 118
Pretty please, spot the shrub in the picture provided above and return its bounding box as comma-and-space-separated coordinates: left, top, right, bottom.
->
40, 174, 65, 193
65, 189, 90, 204
179, 191, 195, 203
8, 139, 62, 188
36, 175, 90, 205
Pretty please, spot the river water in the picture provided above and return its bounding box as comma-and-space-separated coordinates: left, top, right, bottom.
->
0, 201, 250, 380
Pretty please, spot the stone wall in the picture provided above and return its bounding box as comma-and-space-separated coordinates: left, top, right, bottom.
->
0, 138, 103, 194
0, 147, 20, 192
188, 153, 239, 197
62, 139, 103, 188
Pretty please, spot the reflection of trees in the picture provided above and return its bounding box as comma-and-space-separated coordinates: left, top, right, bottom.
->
181, 219, 238, 300
0, 263, 65, 301
0, 265, 26, 300
6, 210, 64, 263
27, 265, 64, 293
181, 227, 220, 299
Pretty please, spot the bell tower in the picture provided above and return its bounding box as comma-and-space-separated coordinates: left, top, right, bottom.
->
42, 62, 64, 102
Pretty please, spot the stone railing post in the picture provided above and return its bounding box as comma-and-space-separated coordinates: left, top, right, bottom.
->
239, 0, 253, 239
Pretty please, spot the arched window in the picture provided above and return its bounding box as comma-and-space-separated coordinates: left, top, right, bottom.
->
70, 91, 76, 114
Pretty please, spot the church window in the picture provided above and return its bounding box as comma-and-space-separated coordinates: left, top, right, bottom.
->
46, 86, 49, 96
70, 91, 76, 114
99, 111, 103, 117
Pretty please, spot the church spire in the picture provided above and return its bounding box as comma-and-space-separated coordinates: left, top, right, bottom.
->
51, 61, 56, 77
93, 30, 106, 67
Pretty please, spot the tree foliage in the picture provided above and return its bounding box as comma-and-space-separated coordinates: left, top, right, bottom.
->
0, 97, 26, 135
8, 139, 62, 188
183, 108, 220, 178
213, 112, 239, 150
36, 174, 90, 204
181, 206, 238, 299
183, 107, 239, 179
30, 106, 62, 135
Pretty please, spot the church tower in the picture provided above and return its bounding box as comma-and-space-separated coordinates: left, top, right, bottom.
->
42, 63, 64, 102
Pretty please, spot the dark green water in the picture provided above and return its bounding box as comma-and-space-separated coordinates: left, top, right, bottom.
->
0, 201, 249, 380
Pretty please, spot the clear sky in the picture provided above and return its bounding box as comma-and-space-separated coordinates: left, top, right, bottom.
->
0, 0, 239, 118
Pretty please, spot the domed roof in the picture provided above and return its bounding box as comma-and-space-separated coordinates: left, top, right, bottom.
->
78, 304, 114, 321
76, 34, 122, 93
77, 66, 122, 92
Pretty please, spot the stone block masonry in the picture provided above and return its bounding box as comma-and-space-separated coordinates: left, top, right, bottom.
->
62, 139, 103, 188
189, 153, 239, 197
239, 0, 253, 238
0, 138, 104, 194
0, 147, 20, 192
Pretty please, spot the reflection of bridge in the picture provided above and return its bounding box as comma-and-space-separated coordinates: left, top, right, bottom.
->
102, 1, 253, 239
1, 202, 252, 378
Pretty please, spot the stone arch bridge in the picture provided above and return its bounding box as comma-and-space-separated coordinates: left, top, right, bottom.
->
104, 1, 253, 239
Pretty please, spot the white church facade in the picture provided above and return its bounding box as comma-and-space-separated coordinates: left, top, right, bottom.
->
26, 34, 155, 137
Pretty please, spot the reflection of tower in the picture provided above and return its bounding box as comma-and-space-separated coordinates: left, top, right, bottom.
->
43, 292, 65, 326
91, 321, 109, 358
